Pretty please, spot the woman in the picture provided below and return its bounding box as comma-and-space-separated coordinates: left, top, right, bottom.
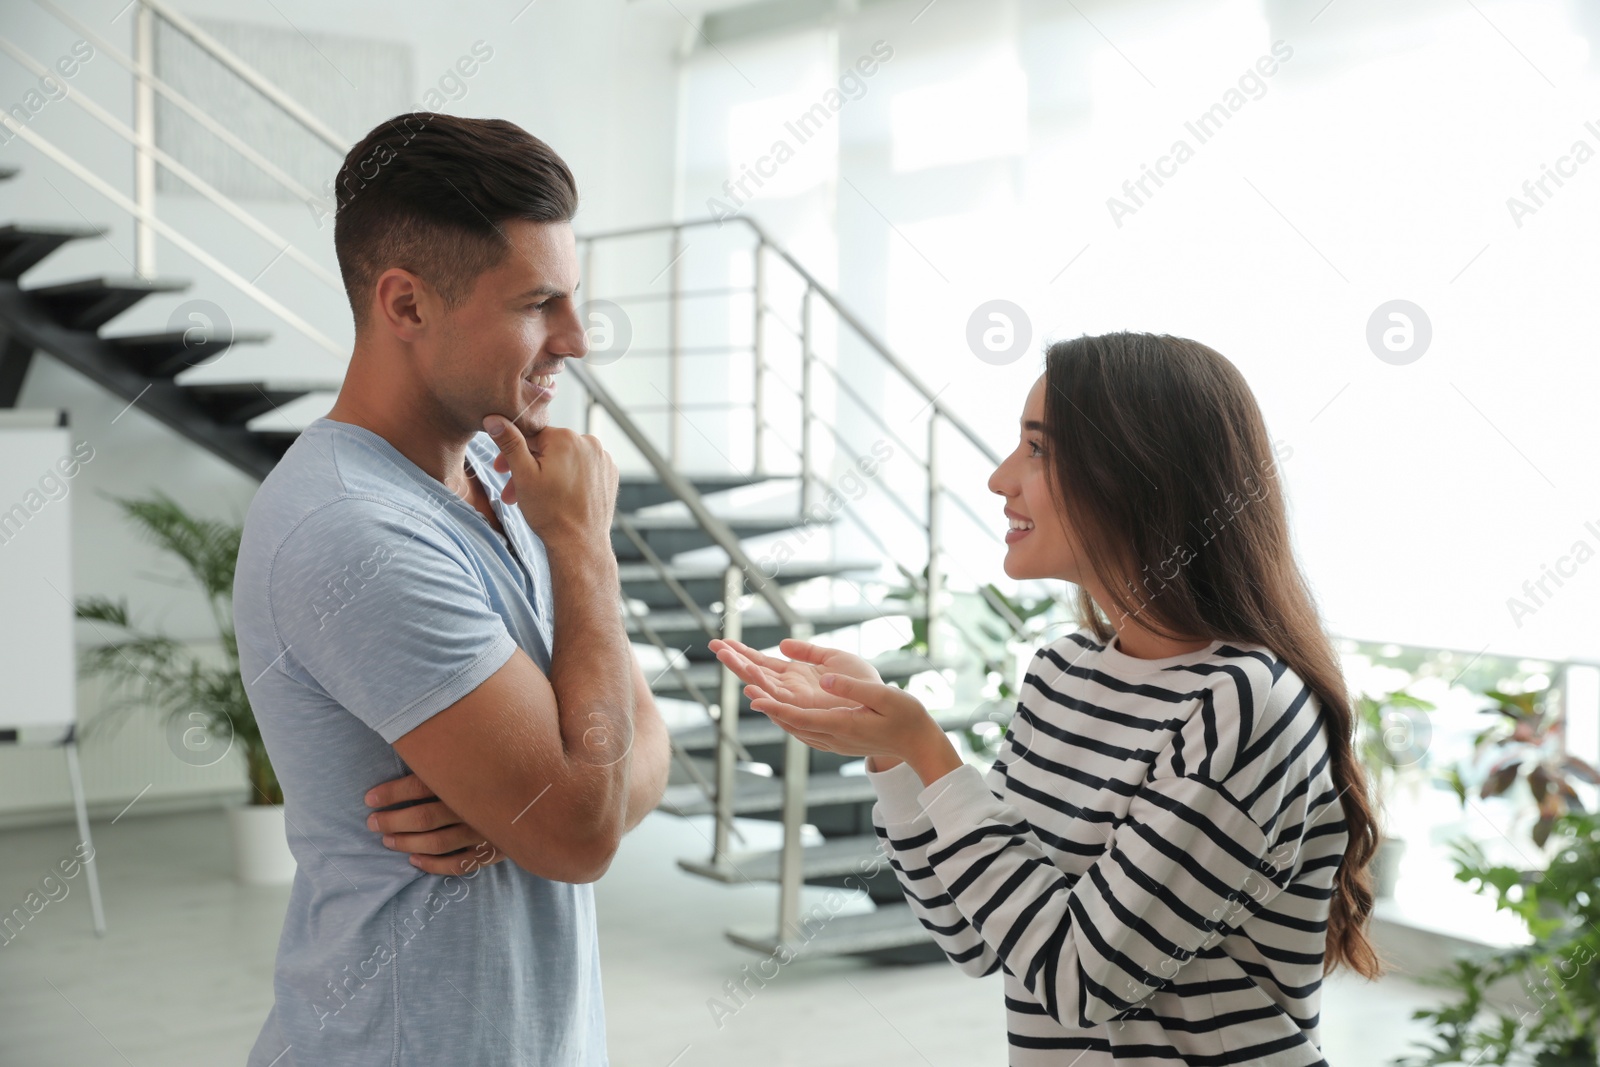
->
711, 331, 1382, 1066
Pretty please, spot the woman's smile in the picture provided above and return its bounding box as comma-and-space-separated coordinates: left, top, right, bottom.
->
1004, 506, 1035, 544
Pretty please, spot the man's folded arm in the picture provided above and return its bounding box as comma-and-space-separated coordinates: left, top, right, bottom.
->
391, 644, 636, 883
388, 507, 658, 883
267, 500, 654, 883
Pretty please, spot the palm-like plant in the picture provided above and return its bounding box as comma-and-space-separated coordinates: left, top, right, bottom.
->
1354, 687, 1436, 802
74, 490, 278, 804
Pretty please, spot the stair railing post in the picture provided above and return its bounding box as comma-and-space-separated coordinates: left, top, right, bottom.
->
799, 286, 812, 514
777, 618, 815, 944
668, 227, 682, 466
133, 2, 156, 278
926, 412, 943, 663
752, 237, 766, 475
713, 563, 743, 863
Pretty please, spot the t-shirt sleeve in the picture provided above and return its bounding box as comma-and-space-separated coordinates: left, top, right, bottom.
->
263, 500, 520, 743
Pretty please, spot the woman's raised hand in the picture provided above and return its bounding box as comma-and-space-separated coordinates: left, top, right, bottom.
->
707, 636, 882, 711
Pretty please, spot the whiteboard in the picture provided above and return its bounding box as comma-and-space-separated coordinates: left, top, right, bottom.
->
0, 410, 78, 740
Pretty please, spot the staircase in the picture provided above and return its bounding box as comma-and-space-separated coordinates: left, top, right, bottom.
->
0, 2, 1048, 963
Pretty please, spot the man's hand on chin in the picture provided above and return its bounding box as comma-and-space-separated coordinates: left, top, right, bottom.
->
364, 772, 510, 876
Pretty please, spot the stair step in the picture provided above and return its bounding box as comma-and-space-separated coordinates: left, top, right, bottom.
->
654, 650, 937, 706
24, 275, 189, 331
252, 427, 302, 459
619, 557, 878, 610
725, 905, 937, 959
657, 766, 878, 817
679, 832, 883, 883
629, 602, 913, 659
182, 381, 318, 425
612, 513, 820, 562
617, 472, 771, 512
0, 223, 107, 280
104, 327, 272, 378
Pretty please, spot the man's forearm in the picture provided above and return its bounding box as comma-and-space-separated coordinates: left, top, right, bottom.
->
621, 701, 670, 832
544, 540, 634, 835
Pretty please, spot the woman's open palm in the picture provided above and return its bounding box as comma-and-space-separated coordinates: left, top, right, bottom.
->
708, 637, 881, 711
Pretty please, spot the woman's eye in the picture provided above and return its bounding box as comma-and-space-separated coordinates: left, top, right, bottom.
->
1028, 440, 1044, 458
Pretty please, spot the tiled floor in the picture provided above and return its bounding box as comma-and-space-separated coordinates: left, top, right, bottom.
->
0, 805, 1438, 1065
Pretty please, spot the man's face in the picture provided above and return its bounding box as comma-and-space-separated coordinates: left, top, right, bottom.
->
429, 218, 587, 438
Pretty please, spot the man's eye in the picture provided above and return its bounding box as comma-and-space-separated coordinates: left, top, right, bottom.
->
526, 301, 548, 312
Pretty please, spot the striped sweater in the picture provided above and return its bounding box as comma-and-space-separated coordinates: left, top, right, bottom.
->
866, 628, 1348, 1066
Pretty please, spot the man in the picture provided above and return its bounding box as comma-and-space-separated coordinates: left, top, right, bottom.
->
233, 112, 670, 1066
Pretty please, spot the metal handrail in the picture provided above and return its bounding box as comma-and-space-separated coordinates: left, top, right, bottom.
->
136, 0, 349, 151
29, 0, 353, 283
16, 0, 354, 361
0, 33, 343, 292
577, 215, 1005, 467
0, 120, 345, 359
569, 361, 810, 634
33, 0, 326, 211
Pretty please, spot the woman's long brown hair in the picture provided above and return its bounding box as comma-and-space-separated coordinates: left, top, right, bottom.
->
1039, 331, 1382, 980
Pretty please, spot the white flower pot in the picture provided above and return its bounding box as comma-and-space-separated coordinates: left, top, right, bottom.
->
1371, 836, 1405, 899
226, 803, 297, 886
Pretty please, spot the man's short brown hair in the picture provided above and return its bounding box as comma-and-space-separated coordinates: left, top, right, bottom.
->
332, 113, 578, 332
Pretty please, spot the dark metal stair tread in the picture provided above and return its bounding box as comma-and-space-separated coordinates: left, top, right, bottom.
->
679, 832, 883, 883
626, 601, 911, 638
105, 327, 273, 347
618, 472, 764, 491
0, 225, 109, 280
657, 649, 934, 692
0, 222, 106, 238
24, 274, 190, 295
615, 472, 778, 511
668, 691, 988, 752
23, 274, 191, 331
658, 768, 879, 817
616, 513, 821, 532
617, 558, 877, 584
181, 381, 324, 425
182, 379, 333, 395
725, 906, 931, 957
102, 328, 275, 378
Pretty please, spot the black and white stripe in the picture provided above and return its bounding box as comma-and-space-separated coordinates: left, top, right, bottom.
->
866, 628, 1347, 1066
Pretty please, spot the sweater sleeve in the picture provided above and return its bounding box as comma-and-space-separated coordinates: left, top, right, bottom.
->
866, 757, 1004, 979
914, 762, 1287, 1028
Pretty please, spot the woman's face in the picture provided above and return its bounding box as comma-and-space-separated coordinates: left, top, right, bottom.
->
987, 375, 1085, 583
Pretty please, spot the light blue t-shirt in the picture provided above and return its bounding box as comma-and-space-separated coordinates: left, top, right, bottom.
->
233, 415, 608, 1066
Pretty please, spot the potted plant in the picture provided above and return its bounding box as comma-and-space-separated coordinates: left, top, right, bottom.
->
1354, 686, 1436, 897
1447, 688, 1600, 852
1398, 811, 1600, 1067
74, 490, 292, 885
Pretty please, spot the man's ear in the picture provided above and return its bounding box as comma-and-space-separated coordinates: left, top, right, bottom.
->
372, 268, 429, 341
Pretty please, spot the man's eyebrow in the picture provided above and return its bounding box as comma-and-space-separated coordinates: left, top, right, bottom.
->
513, 281, 579, 301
